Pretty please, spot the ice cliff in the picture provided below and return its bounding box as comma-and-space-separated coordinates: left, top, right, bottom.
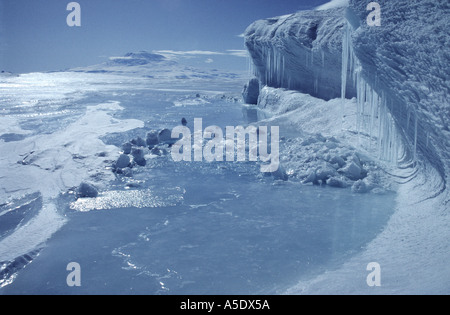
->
344, 0, 449, 203
244, 0, 449, 293
245, 8, 356, 101
244, 0, 449, 203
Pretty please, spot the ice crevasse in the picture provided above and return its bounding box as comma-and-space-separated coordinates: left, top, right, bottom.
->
244, 0, 449, 294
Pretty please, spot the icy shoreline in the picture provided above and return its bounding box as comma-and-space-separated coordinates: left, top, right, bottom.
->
0, 101, 144, 262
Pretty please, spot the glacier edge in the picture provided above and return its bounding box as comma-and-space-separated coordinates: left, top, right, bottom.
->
244, 0, 449, 294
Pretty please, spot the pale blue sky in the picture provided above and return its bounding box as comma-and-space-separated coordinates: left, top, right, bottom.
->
0, 0, 330, 73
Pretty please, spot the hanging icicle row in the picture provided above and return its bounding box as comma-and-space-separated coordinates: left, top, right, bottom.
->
341, 22, 402, 165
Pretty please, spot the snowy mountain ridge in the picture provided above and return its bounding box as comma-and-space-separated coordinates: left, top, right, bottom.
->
315, 0, 349, 11
70, 50, 244, 83
107, 51, 169, 66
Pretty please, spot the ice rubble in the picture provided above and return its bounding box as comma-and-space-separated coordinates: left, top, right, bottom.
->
244, 0, 449, 293
256, 86, 391, 192
112, 127, 181, 175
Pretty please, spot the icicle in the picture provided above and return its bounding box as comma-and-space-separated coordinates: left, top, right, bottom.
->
270, 45, 279, 87
321, 50, 325, 68
314, 75, 319, 95
394, 130, 399, 167
273, 47, 283, 88
341, 23, 349, 100
268, 47, 272, 86
377, 97, 383, 159
273, 47, 278, 87
413, 114, 418, 162
406, 108, 410, 132
341, 23, 350, 129
368, 87, 375, 149
341, 19, 403, 166
246, 50, 255, 79
356, 72, 362, 143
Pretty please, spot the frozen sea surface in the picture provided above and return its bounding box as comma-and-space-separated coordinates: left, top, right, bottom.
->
0, 71, 396, 294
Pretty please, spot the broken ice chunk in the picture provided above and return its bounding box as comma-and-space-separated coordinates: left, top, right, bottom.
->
146, 131, 159, 148
351, 180, 368, 193
131, 136, 146, 147
115, 154, 131, 169
132, 148, 146, 166
326, 176, 349, 188
122, 142, 132, 155
338, 161, 363, 181
77, 182, 99, 198
158, 129, 173, 144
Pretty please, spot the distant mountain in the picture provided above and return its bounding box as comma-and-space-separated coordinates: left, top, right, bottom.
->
107, 51, 171, 66
69, 51, 244, 83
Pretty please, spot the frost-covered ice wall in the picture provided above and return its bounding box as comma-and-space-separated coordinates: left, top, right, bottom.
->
243, 1, 449, 293
244, 8, 356, 101
245, 0, 449, 203
346, 0, 449, 200
341, 17, 402, 165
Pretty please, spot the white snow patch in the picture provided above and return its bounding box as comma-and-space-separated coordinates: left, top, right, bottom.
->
0, 202, 66, 262
0, 117, 31, 137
